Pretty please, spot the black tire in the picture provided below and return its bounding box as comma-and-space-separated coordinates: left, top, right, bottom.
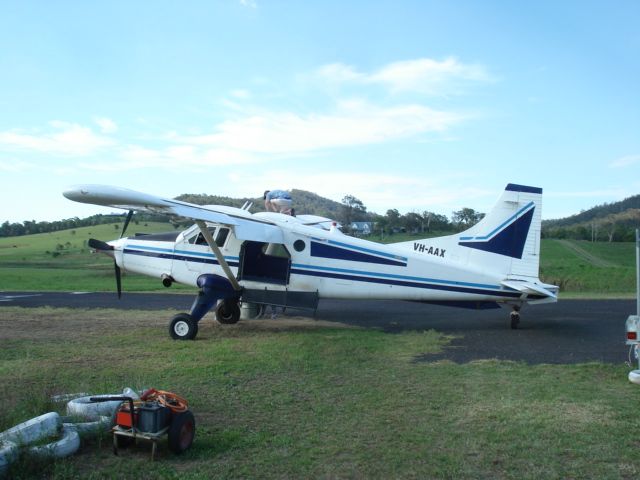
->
169, 313, 198, 340
510, 312, 520, 329
168, 410, 196, 454
215, 301, 240, 324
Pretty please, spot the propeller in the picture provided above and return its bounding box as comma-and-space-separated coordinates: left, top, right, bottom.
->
88, 238, 122, 299
87, 239, 113, 251
114, 263, 122, 299
121, 210, 134, 238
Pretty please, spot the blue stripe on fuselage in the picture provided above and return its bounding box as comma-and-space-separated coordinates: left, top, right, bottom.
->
124, 245, 239, 266
123, 244, 517, 298
291, 266, 520, 298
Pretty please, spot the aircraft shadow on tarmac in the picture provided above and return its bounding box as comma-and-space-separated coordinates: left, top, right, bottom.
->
314, 299, 631, 365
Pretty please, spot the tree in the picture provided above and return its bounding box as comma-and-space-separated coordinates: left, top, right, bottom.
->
402, 212, 423, 234
423, 211, 450, 232
452, 208, 485, 230
372, 214, 388, 238
385, 209, 401, 233
339, 195, 367, 227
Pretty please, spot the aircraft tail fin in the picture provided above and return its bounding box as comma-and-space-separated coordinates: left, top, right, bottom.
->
393, 184, 545, 280
456, 183, 542, 278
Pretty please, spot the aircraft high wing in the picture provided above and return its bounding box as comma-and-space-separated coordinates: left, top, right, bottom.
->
63, 185, 284, 243
64, 183, 558, 340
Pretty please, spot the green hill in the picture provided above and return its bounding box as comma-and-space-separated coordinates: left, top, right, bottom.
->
543, 194, 640, 241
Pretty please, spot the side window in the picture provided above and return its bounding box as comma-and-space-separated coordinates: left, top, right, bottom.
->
215, 228, 230, 247
189, 227, 220, 246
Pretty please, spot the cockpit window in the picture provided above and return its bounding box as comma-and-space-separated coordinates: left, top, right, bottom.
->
188, 227, 227, 246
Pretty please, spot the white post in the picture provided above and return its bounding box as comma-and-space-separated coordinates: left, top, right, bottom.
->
636, 229, 639, 316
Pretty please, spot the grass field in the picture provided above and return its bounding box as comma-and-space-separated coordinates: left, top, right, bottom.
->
1, 226, 636, 296
539, 240, 636, 295
1, 307, 639, 479
0, 222, 191, 292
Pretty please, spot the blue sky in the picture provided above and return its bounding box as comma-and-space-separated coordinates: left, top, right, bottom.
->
1, 0, 638, 223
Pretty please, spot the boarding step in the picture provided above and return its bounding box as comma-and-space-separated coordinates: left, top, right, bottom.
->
241, 289, 319, 310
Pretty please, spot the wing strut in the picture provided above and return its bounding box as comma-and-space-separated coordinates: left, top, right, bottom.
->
195, 220, 241, 291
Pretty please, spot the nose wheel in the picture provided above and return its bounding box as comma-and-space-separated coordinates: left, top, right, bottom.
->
169, 313, 198, 340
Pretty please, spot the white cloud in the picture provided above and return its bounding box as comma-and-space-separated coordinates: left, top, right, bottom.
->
0, 121, 114, 156
84, 144, 260, 172
183, 100, 467, 155
2, 57, 483, 174
316, 63, 363, 83
230, 89, 251, 99
94, 117, 118, 134
610, 154, 640, 168
239, 0, 257, 8
317, 57, 494, 95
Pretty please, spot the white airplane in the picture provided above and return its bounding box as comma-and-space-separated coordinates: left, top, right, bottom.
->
63, 183, 558, 340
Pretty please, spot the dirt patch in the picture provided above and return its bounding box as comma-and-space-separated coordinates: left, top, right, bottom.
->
0, 307, 353, 341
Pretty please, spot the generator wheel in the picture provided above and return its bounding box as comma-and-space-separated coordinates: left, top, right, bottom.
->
168, 410, 195, 454
169, 314, 198, 340
115, 434, 133, 449
215, 301, 240, 324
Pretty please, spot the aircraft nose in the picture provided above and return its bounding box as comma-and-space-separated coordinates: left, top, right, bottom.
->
108, 238, 128, 251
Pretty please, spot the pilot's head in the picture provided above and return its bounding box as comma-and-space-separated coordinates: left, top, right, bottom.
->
263, 190, 270, 199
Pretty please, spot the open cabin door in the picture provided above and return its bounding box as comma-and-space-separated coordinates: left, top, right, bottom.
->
238, 241, 291, 285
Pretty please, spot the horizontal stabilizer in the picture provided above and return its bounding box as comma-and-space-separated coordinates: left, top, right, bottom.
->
501, 280, 557, 300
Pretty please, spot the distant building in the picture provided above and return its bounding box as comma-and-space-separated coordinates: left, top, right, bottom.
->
350, 222, 373, 236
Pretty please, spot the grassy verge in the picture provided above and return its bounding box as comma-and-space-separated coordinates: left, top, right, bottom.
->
1, 307, 639, 478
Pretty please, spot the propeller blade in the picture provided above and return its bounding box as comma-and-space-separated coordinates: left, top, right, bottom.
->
115, 261, 122, 299
120, 210, 134, 238
88, 238, 114, 251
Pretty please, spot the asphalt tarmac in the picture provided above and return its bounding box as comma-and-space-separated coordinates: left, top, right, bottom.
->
1, 291, 634, 365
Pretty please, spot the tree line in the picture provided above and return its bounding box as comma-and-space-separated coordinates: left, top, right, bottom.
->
0, 212, 170, 238
338, 194, 485, 236
541, 193, 640, 242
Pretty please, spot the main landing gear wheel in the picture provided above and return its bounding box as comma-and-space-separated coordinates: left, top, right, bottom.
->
169, 313, 198, 340
215, 301, 240, 325
510, 307, 520, 330
168, 410, 196, 454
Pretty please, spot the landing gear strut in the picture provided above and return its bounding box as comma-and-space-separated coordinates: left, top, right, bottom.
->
168, 274, 239, 340
510, 306, 520, 329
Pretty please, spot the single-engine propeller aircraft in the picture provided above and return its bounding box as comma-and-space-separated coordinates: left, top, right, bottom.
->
63, 183, 558, 340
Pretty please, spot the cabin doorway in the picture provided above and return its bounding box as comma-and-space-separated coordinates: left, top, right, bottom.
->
238, 241, 291, 285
